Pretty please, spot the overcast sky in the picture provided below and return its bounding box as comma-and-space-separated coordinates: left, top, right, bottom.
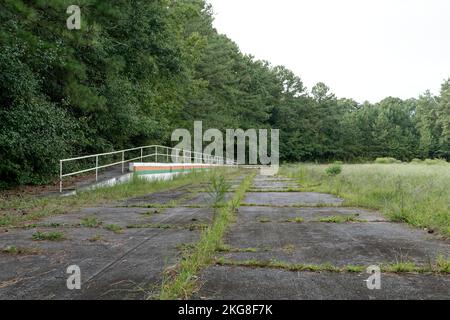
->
207, 0, 450, 103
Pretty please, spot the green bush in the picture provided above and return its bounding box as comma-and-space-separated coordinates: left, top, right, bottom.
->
325, 164, 342, 176
410, 158, 423, 164
0, 101, 85, 186
375, 157, 401, 164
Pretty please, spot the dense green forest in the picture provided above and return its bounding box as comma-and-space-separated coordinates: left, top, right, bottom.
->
0, 0, 449, 186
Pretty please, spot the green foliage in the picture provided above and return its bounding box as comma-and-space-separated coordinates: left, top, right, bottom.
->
104, 224, 123, 233
325, 164, 342, 176
423, 159, 448, 165
0, 0, 449, 187
1, 245, 41, 255
375, 157, 401, 164
80, 216, 102, 228
318, 215, 360, 223
285, 217, 304, 223
32, 231, 65, 241
207, 174, 231, 206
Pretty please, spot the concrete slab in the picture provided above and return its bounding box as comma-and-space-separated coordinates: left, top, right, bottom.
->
220, 221, 450, 266
150, 207, 214, 225
70, 228, 199, 299
253, 175, 295, 182
40, 207, 154, 228
251, 180, 299, 190
195, 266, 450, 300
38, 206, 214, 229
180, 192, 234, 206
123, 188, 195, 206
0, 224, 200, 299
243, 192, 343, 206
236, 206, 387, 223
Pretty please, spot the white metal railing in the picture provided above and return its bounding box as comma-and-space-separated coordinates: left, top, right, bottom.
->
59, 145, 237, 192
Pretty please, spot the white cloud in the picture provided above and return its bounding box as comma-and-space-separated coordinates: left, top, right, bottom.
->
207, 0, 450, 103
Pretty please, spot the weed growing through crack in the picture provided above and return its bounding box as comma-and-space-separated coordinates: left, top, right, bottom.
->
217, 258, 450, 274
205, 174, 232, 223
281, 244, 295, 255
207, 174, 231, 210
318, 215, 363, 223
127, 223, 171, 229
384, 262, 418, 273
80, 216, 102, 228
216, 245, 258, 253
1, 246, 42, 255
88, 234, 103, 242
284, 217, 304, 223
104, 224, 123, 233
32, 231, 65, 241
436, 256, 450, 273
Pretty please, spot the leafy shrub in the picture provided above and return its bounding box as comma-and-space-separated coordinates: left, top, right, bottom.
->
0, 101, 85, 186
375, 157, 401, 164
410, 158, 423, 164
325, 164, 342, 176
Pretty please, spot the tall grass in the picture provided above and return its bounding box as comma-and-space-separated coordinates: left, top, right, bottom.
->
281, 163, 450, 237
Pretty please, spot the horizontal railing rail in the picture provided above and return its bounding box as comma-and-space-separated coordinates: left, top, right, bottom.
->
59, 145, 237, 192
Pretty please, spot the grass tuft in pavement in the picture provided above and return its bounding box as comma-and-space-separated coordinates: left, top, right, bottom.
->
318, 215, 364, 223
32, 231, 65, 241
215, 258, 450, 274
1, 245, 42, 255
104, 224, 123, 233
80, 216, 102, 228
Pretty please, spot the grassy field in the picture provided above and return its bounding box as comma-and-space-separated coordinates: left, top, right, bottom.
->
0, 168, 239, 228
280, 163, 450, 237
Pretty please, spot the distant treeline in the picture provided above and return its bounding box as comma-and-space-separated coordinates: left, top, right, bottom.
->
0, 0, 449, 186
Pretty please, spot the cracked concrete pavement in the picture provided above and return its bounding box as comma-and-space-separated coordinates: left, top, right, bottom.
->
195, 175, 450, 300
1, 173, 448, 300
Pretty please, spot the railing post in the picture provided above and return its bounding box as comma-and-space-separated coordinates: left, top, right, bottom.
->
140, 147, 143, 162
59, 160, 63, 193
156, 146, 158, 163
122, 151, 125, 173
95, 155, 99, 181
166, 148, 169, 163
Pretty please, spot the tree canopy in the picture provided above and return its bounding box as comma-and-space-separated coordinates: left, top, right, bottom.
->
0, 0, 449, 186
